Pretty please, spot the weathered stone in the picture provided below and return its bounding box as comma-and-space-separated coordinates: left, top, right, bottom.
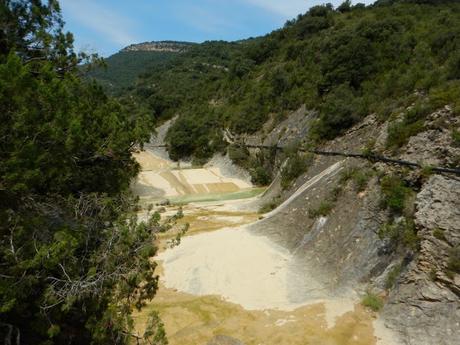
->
383, 175, 460, 345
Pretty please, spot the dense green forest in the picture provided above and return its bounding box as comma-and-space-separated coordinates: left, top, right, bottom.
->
0, 1, 166, 344
87, 51, 179, 94
130, 0, 460, 163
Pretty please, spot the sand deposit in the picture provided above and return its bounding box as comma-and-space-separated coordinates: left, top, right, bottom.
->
133, 149, 402, 345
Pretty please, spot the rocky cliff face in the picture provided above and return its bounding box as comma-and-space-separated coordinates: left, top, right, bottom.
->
383, 175, 460, 345
242, 105, 460, 345
121, 41, 193, 53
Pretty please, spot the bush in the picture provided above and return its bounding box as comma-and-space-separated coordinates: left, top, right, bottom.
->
385, 264, 403, 289
314, 85, 362, 139
386, 103, 433, 150
361, 292, 384, 312
280, 154, 311, 189
228, 145, 250, 166
380, 175, 413, 214
308, 201, 334, 219
378, 218, 419, 249
251, 166, 272, 186
340, 167, 373, 192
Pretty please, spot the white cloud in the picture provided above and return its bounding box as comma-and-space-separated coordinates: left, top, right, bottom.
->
60, 0, 139, 46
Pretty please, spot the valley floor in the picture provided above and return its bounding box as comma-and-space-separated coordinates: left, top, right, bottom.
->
131, 150, 399, 345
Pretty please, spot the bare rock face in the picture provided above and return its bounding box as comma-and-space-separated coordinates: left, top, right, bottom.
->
401, 106, 460, 167
206, 335, 245, 345
383, 175, 460, 345
121, 41, 192, 53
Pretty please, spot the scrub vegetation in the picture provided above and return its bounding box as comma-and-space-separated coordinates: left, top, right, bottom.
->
122, 0, 460, 162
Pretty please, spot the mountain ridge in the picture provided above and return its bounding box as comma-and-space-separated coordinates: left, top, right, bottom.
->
120, 40, 196, 53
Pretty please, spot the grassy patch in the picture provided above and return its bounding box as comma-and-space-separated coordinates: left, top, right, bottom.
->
170, 188, 266, 205
308, 201, 334, 219
361, 292, 384, 312
259, 196, 281, 213
340, 167, 373, 192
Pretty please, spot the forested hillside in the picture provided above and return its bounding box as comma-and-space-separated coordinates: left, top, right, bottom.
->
87, 42, 195, 94
131, 0, 460, 162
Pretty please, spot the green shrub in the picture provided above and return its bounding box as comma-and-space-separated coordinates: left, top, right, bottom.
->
378, 218, 419, 250
251, 166, 272, 186
340, 167, 373, 192
309, 201, 334, 219
361, 292, 384, 312
280, 154, 311, 189
380, 175, 412, 214
353, 171, 372, 192
385, 264, 403, 289
228, 145, 250, 166
386, 103, 434, 150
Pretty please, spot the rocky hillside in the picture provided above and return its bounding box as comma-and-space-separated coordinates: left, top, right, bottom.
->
130, 1, 460, 164
107, 1, 460, 343
121, 41, 194, 53
232, 102, 460, 345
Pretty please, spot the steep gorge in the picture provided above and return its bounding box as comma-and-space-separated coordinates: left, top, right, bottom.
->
132, 102, 459, 345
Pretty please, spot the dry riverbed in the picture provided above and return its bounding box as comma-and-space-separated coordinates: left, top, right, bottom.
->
132, 149, 396, 345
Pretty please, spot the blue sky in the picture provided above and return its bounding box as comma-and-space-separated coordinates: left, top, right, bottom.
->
60, 0, 374, 57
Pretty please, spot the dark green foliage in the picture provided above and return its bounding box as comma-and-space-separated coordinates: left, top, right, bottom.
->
87, 50, 183, 94
0, 2, 161, 344
378, 218, 419, 249
280, 154, 311, 189
251, 166, 272, 186
228, 145, 275, 186
380, 175, 413, 214
314, 85, 363, 139
337, 0, 353, 13
166, 106, 225, 161
228, 145, 250, 166
142, 311, 168, 345
128, 1, 460, 160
